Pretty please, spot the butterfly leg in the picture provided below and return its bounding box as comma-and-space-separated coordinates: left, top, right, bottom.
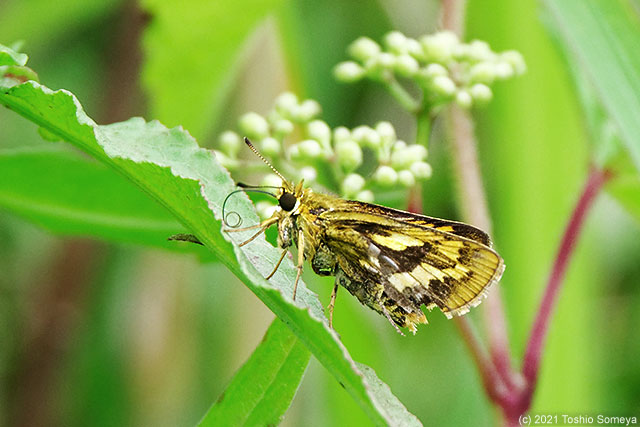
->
377, 295, 405, 336
292, 229, 304, 300
226, 216, 279, 247
328, 281, 339, 328
265, 249, 288, 280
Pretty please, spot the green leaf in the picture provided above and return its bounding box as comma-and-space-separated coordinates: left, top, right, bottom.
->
140, 0, 285, 139
0, 146, 214, 253
199, 318, 310, 426
0, 80, 421, 426
541, 0, 640, 172
0, 44, 28, 66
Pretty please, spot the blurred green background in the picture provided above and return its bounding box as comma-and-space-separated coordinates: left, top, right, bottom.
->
1, 0, 639, 426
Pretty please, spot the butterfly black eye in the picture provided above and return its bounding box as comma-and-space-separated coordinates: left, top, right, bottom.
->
279, 192, 297, 211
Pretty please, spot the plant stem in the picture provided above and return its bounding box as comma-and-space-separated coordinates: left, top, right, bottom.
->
520, 166, 611, 405
447, 105, 515, 389
415, 109, 432, 149
384, 78, 420, 113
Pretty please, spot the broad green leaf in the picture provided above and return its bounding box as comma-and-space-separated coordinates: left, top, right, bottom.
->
0, 146, 214, 254
140, 0, 285, 140
541, 0, 640, 172
0, 79, 421, 426
199, 318, 310, 426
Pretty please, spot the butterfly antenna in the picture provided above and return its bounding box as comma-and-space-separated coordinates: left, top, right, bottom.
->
244, 137, 289, 186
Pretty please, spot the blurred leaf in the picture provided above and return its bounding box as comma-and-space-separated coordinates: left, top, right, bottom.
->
0, 79, 421, 426
607, 156, 640, 224
542, 0, 640, 172
140, 0, 285, 140
0, 0, 121, 50
277, 0, 391, 126
0, 146, 218, 254
199, 318, 310, 426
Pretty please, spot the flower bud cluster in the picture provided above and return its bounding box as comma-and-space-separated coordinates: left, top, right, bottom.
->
215, 93, 432, 217
334, 31, 526, 109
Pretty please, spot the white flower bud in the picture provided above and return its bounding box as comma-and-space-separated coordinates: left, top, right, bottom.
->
469, 62, 496, 84
355, 190, 374, 203
406, 38, 423, 57
298, 139, 323, 158
406, 144, 428, 161
368, 52, 396, 71
271, 118, 294, 136
335, 139, 363, 171
352, 125, 380, 147
260, 137, 281, 157
341, 173, 366, 197
432, 75, 457, 97
300, 166, 317, 182
468, 40, 493, 61
384, 31, 408, 54
218, 131, 241, 156
494, 61, 514, 79
420, 63, 448, 82
261, 173, 284, 188
295, 99, 321, 122
256, 200, 278, 219
398, 170, 416, 187
469, 83, 493, 104
455, 90, 473, 108
334, 61, 365, 82
307, 120, 331, 146
375, 121, 396, 145
420, 31, 458, 63
239, 112, 269, 139
374, 165, 398, 186
333, 126, 351, 142
410, 161, 432, 179
395, 54, 419, 76
275, 92, 299, 117
349, 37, 382, 62
501, 50, 526, 75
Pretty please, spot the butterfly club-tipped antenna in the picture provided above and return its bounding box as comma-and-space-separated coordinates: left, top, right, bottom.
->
243, 137, 291, 190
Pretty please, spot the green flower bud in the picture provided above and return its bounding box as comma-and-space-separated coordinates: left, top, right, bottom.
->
394, 54, 419, 77
469, 62, 496, 84
374, 165, 398, 186
335, 139, 363, 171
271, 118, 294, 137
275, 92, 299, 117
307, 120, 331, 146
260, 137, 281, 157
341, 173, 366, 197
410, 161, 432, 179
239, 112, 269, 140
455, 89, 473, 108
366, 52, 396, 73
261, 173, 284, 188
349, 37, 382, 62
218, 130, 241, 157
384, 31, 408, 54
333, 126, 351, 142
295, 99, 321, 122
334, 61, 365, 82
469, 83, 493, 104
355, 190, 374, 203
398, 170, 416, 187
431, 75, 457, 97
501, 50, 526, 75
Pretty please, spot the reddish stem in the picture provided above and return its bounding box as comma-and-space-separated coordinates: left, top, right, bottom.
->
519, 166, 611, 408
